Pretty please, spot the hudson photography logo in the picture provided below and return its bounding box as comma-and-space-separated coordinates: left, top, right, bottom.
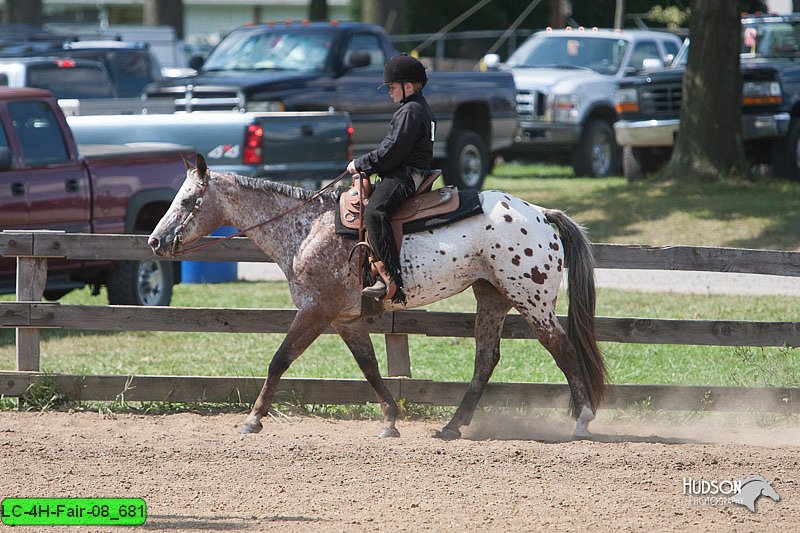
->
683, 476, 781, 512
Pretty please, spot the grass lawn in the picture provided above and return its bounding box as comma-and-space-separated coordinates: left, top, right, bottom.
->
2, 163, 799, 409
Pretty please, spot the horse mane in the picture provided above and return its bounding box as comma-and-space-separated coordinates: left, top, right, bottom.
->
232, 173, 338, 202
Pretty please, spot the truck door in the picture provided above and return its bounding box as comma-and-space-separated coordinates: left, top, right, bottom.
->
0, 117, 27, 228
334, 32, 392, 157
7, 99, 91, 232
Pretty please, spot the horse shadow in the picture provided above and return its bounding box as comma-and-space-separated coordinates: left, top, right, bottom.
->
142, 514, 321, 530
462, 413, 703, 444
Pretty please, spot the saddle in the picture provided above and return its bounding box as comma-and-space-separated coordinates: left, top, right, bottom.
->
338, 169, 457, 253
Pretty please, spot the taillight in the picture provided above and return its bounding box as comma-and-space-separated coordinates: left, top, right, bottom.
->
243, 123, 264, 164
346, 123, 354, 161
55, 59, 76, 68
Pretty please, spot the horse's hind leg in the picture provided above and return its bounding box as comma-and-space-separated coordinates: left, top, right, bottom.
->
528, 319, 596, 439
436, 280, 511, 440
241, 306, 335, 434
334, 320, 401, 438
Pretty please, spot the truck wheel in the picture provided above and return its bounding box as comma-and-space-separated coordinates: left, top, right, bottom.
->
623, 147, 666, 182
107, 259, 173, 306
572, 119, 619, 178
444, 130, 488, 190
772, 119, 800, 180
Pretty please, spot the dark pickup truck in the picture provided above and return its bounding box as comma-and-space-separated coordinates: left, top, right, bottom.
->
614, 13, 800, 180
144, 21, 518, 189
0, 87, 193, 305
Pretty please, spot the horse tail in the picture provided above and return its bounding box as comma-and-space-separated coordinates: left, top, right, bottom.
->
543, 208, 607, 416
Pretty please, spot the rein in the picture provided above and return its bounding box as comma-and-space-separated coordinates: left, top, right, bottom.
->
171, 170, 351, 257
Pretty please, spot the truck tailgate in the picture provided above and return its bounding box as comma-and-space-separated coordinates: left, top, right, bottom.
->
68, 111, 350, 183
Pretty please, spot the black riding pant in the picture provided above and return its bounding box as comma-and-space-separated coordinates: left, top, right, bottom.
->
364, 171, 416, 288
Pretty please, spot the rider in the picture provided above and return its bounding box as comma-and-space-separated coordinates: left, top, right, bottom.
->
346, 54, 436, 303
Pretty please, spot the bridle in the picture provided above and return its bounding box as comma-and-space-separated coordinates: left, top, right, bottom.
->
169, 169, 351, 257
172, 175, 209, 256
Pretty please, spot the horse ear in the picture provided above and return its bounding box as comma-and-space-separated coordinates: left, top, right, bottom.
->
196, 154, 208, 180
181, 155, 194, 171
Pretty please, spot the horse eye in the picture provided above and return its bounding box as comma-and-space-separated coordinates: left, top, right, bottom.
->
180, 198, 192, 208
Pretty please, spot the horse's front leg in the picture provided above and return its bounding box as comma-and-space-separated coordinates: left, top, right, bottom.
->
240, 306, 335, 434
334, 319, 400, 438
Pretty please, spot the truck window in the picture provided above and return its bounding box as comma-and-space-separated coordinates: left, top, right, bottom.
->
344, 33, 385, 71
203, 29, 334, 73
27, 62, 116, 99
663, 40, 679, 59
507, 35, 629, 75
628, 41, 660, 71
67, 50, 158, 97
8, 100, 69, 166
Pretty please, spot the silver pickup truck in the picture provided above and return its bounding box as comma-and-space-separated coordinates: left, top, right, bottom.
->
67, 110, 352, 187
488, 28, 682, 177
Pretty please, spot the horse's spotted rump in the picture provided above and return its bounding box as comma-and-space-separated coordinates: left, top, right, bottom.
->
503, 215, 513, 222
524, 248, 533, 256
501, 201, 510, 209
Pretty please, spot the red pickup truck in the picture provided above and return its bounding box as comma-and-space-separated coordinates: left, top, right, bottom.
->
0, 87, 193, 305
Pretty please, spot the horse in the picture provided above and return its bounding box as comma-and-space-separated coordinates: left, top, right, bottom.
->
148, 155, 607, 440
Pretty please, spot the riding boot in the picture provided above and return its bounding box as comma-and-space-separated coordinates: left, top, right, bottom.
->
362, 260, 397, 301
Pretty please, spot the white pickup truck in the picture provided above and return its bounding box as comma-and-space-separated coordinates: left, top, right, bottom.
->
487, 27, 682, 177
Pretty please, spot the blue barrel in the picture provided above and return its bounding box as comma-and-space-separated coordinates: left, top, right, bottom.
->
181, 226, 239, 283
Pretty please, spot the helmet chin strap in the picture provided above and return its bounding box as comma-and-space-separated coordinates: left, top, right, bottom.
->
400, 82, 406, 101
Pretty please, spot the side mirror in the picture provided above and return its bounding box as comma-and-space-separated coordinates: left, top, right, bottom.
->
345, 51, 371, 69
641, 58, 664, 71
0, 147, 12, 171
483, 53, 501, 70
188, 55, 205, 71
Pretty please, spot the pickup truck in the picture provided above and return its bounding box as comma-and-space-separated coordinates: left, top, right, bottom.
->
0, 87, 194, 305
66, 110, 352, 187
613, 13, 800, 181
487, 27, 682, 177
144, 21, 518, 190
0, 56, 173, 116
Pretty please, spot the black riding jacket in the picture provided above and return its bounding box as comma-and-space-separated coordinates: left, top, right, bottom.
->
354, 91, 436, 177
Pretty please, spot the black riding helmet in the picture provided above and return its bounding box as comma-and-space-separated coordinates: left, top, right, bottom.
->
380, 54, 427, 88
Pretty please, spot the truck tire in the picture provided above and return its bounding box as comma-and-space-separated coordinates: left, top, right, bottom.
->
623, 147, 667, 182
444, 130, 488, 190
572, 119, 619, 178
772, 119, 800, 180
107, 259, 173, 306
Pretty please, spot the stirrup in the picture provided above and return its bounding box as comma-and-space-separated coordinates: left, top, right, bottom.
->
366, 260, 398, 301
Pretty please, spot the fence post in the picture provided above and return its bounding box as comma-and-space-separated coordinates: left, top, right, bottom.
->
385, 333, 411, 377
16, 256, 47, 371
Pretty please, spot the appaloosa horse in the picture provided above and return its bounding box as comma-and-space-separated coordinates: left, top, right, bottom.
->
148, 155, 607, 439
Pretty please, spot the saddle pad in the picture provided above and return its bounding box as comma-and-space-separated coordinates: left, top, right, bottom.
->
334, 188, 483, 238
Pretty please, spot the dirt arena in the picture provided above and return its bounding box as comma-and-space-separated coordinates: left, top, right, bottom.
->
0, 410, 796, 532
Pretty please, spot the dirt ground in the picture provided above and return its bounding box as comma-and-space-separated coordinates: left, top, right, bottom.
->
0, 410, 797, 532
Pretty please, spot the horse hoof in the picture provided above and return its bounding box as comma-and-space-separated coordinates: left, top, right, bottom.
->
239, 420, 263, 434
378, 427, 400, 438
433, 427, 461, 440
572, 429, 592, 441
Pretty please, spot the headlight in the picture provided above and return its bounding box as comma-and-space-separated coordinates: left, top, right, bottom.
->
615, 87, 639, 114
246, 100, 286, 112
547, 94, 580, 122
742, 81, 781, 106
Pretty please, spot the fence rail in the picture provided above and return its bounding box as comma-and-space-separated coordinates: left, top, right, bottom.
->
2, 231, 799, 413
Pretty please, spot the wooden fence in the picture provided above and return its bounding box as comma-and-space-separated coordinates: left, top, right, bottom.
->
2, 231, 799, 413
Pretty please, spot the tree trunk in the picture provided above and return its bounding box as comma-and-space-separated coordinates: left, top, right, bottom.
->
4, 0, 42, 24
662, 0, 747, 181
309, 0, 328, 21
144, 0, 184, 39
